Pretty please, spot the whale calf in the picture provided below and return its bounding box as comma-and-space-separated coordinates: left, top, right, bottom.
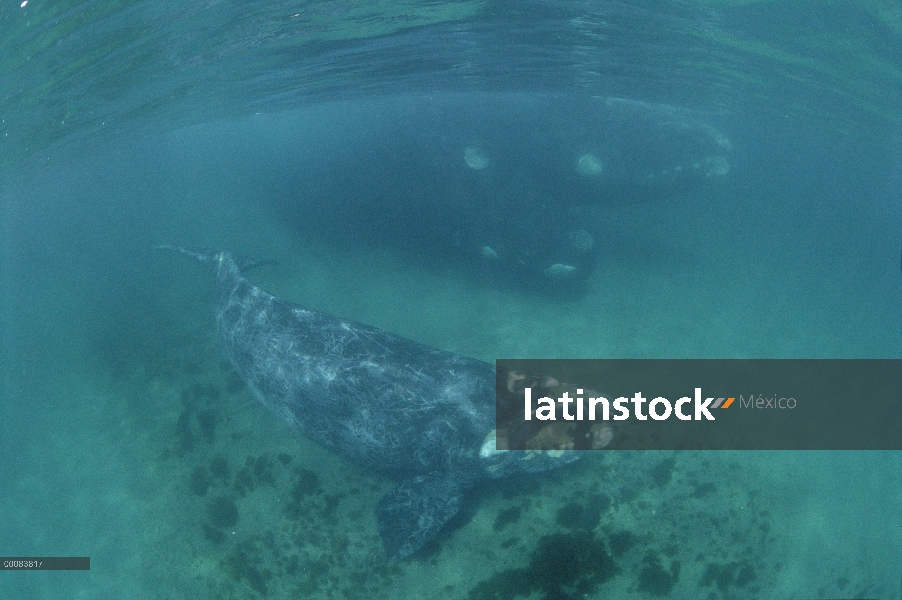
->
159, 245, 577, 559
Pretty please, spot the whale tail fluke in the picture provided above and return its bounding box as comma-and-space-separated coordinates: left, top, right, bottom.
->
156, 244, 217, 264
156, 245, 276, 272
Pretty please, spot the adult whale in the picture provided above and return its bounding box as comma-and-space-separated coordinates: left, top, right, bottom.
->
276, 93, 732, 288
159, 245, 577, 559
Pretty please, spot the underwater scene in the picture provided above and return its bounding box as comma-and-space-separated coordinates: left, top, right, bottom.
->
0, 0, 901, 598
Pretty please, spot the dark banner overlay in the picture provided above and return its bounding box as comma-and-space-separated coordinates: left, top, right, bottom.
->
495, 359, 902, 450
1, 557, 90, 570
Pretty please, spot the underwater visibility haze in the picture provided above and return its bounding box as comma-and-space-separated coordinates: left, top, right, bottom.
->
1, 0, 901, 598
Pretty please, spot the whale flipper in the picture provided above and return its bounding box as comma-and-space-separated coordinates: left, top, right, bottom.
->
376, 474, 473, 560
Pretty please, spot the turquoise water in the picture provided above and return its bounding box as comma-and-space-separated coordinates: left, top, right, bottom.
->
1, 1, 901, 598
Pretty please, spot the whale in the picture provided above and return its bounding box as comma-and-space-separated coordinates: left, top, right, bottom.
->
275, 93, 732, 288
159, 245, 578, 559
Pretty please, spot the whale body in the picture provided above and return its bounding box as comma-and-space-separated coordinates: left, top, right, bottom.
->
160, 246, 576, 559
276, 93, 732, 288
